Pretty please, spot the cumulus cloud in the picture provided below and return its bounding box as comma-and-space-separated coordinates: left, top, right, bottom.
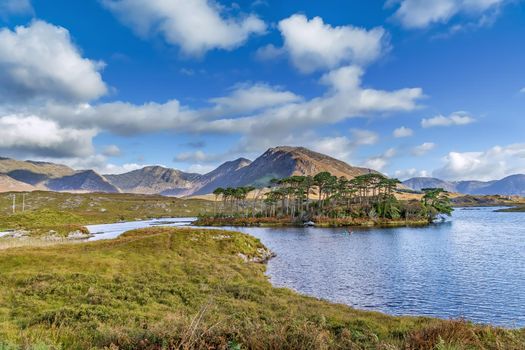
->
363, 148, 397, 171
0, 114, 96, 158
254, 43, 285, 61
421, 111, 475, 128
277, 14, 388, 73
102, 0, 266, 56
393, 126, 413, 137
0, 21, 107, 103
350, 129, 379, 145
433, 144, 525, 181
412, 142, 436, 156
210, 83, 302, 114
102, 144, 121, 157
0, 0, 33, 18
173, 150, 225, 163
389, 0, 508, 29
394, 168, 430, 180
42, 65, 423, 144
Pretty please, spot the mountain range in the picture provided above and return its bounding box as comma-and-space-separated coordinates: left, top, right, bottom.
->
2, 148, 524, 197
0, 147, 373, 196
402, 175, 525, 196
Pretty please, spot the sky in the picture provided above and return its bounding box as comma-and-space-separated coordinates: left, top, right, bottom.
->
0, 0, 524, 181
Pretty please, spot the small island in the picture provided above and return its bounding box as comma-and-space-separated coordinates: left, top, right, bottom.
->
195, 172, 453, 228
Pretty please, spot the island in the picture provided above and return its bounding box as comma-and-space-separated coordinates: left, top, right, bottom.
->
194, 172, 452, 228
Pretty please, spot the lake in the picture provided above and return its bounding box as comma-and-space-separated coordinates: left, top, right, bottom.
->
86, 207, 525, 328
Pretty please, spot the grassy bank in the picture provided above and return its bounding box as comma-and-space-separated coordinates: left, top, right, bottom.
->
0, 191, 213, 237
194, 216, 429, 228
495, 206, 525, 212
0, 227, 523, 349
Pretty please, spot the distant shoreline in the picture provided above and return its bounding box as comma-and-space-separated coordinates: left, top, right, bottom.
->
193, 216, 430, 228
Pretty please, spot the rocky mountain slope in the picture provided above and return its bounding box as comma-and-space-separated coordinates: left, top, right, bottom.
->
4, 147, 523, 196
46, 170, 120, 193
0, 174, 38, 192
0, 147, 374, 195
403, 175, 525, 196
105, 166, 201, 196
105, 147, 373, 196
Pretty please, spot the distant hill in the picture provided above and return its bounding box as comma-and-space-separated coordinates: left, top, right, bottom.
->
208, 146, 372, 189
4, 148, 523, 196
105, 166, 201, 196
107, 146, 374, 196
0, 157, 75, 185
0, 174, 38, 192
46, 170, 120, 193
402, 177, 457, 192
403, 175, 525, 196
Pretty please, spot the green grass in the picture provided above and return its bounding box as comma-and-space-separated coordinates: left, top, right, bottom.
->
0, 192, 213, 237
495, 206, 525, 212
0, 227, 523, 349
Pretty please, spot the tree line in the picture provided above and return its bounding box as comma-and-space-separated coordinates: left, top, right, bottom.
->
212, 172, 452, 223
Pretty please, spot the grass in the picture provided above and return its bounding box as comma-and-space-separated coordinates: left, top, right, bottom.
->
194, 215, 429, 228
0, 191, 213, 237
0, 227, 523, 349
495, 206, 525, 212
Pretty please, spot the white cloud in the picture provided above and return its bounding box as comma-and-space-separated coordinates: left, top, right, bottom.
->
0, 114, 96, 158
255, 44, 285, 61
0, 21, 107, 103
102, 0, 266, 56
389, 0, 508, 29
520, 87, 525, 94
277, 14, 388, 73
174, 150, 221, 163
43, 65, 422, 144
394, 168, 430, 180
309, 136, 355, 162
393, 126, 413, 137
210, 83, 301, 114
186, 164, 216, 174
0, 0, 33, 18
363, 148, 397, 171
412, 142, 436, 156
350, 129, 379, 145
421, 111, 476, 128
433, 143, 525, 181
102, 144, 121, 157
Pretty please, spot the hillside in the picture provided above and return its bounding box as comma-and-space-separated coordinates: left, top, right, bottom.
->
0, 174, 37, 192
45, 170, 120, 193
105, 166, 201, 195
403, 175, 525, 196
402, 177, 456, 192
103, 146, 375, 196
0, 157, 75, 186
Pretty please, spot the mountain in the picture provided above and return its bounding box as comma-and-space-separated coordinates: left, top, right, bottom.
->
46, 170, 120, 193
186, 158, 251, 196
472, 175, 525, 196
402, 177, 457, 192
105, 166, 201, 196
203, 146, 373, 191
105, 147, 373, 196
0, 157, 75, 185
403, 175, 525, 196
0, 174, 38, 192
6, 147, 522, 196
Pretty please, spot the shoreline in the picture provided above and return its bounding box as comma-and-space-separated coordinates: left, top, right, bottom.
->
193, 216, 430, 228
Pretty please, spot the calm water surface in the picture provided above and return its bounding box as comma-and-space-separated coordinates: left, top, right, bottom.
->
87, 208, 525, 328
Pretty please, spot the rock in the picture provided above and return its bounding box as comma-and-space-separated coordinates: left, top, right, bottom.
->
67, 230, 93, 240
237, 248, 276, 264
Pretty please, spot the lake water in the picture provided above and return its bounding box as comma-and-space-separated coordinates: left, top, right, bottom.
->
86, 208, 525, 328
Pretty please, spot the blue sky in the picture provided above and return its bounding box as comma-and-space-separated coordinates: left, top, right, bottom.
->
0, 0, 524, 181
